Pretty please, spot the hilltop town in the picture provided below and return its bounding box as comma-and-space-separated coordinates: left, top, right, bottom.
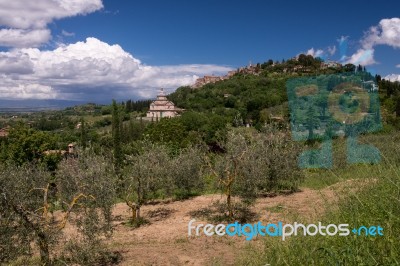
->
191, 63, 262, 88
191, 56, 343, 88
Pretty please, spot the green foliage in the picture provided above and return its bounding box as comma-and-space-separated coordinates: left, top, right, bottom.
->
167, 57, 361, 128
0, 154, 116, 265
0, 165, 51, 264
121, 119, 145, 144
180, 111, 229, 144
34, 114, 68, 131
101, 105, 112, 115
238, 165, 400, 265
144, 117, 190, 149
125, 217, 150, 229
168, 74, 288, 124
94, 117, 112, 127
170, 146, 206, 200
56, 154, 116, 263
112, 100, 123, 171
60, 241, 122, 265
297, 53, 323, 67
189, 200, 258, 224
121, 142, 206, 223
373, 79, 400, 127
237, 132, 400, 266
142, 111, 229, 150
122, 143, 171, 223
80, 118, 87, 149
2, 124, 58, 166
124, 99, 152, 113
209, 127, 303, 218
41, 153, 63, 172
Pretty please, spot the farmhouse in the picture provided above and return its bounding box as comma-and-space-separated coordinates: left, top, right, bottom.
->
0, 126, 10, 137
43, 143, 76, 157
146, 88, 183, 119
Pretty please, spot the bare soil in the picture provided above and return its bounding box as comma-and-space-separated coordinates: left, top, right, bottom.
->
106, 180, 373, 265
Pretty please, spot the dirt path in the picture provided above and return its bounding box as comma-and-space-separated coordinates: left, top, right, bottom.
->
107, 179, 372, 266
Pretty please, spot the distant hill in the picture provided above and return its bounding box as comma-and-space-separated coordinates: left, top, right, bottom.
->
0, 99, 87, 112
168, 55, 350, 127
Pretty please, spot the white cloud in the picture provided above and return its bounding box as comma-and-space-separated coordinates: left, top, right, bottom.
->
338, 36, 348, 45
0, 52, 34, 74
0, 0, 103, 47
337, 36, 349, 61
0, 0, 103, 29
396, 64, 400, 68
384, 74, 400, 82
0, 38, 233, 100
345, 48, 376, 66
306, 48, 324, 58
304, 46, 336, 60
362, 18, 400, 49
345, 17, 400, 66
0, 83, 56, 100
61, 30, 75, 37
327, 46, 336, 56
0, 29, 51, 48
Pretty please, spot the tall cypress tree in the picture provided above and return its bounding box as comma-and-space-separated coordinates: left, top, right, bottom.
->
395, 95, 400, 117
80, 118, 87, 149
112, 100, 123, 172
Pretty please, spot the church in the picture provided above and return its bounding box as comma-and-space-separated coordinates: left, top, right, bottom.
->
146, 88, 183, 119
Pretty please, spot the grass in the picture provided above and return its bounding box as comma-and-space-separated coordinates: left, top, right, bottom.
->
302, 164, 382, 190
301, 131, 400, 190
189, 200, 259, 223
207, 257, 225, 266
174, 237, 189, 244
123, 217, 150, 229
7, 257, 42, 266
266, 204, 286, 213
237, 132, 400, 265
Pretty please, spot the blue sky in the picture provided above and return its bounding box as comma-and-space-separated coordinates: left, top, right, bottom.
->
0, 0, 399, 102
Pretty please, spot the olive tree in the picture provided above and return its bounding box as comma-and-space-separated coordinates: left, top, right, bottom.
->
170, 146, 206, 199
255, 125, 304, 193
56, 154, 116, 264
122, 143, 206, 224
210, 128, 254, 218
122, 144, 170, 224
210, 126, 303, 219
0, 154, 116, 265
0, 165, 52, 264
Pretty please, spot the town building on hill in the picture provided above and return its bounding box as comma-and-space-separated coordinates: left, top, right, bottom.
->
191, 62, 260, 89
0, 126, 10, 137
321, 60, 342, 69
146, 88, 183, 119
192, 75, 224, 88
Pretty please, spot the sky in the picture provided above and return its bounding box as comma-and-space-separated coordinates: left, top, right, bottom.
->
0, 0, 400, 103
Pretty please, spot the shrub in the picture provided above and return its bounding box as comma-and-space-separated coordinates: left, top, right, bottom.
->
0, 154, 116, 265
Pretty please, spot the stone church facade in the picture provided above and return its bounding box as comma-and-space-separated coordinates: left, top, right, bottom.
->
146, 88, 183, 118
